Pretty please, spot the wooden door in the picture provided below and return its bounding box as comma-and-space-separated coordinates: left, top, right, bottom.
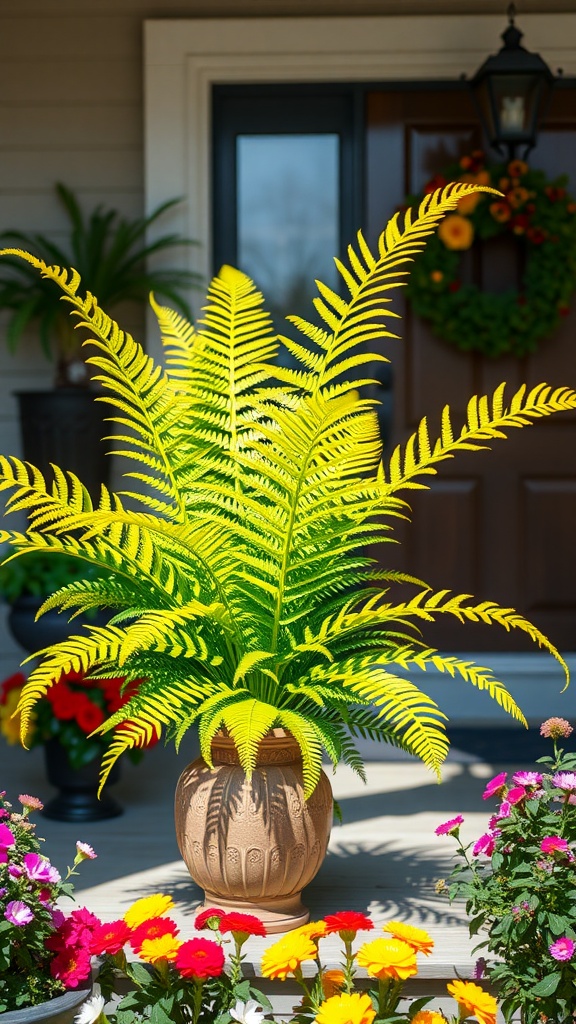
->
365, 87, 576, 652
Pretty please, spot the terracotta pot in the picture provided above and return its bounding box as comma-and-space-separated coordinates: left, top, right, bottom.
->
174, 729, 333, 933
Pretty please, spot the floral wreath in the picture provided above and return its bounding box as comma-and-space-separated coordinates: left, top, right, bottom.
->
405, 151, 576, 357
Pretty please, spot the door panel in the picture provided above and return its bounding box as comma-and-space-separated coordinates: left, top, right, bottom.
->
366, 87, 576, 652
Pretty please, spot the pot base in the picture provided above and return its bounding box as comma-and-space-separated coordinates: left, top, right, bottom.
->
42, 790, 123, 822
201, 891, 309, 934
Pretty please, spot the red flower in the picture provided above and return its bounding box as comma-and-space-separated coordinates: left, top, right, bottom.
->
219, 912, 267, 938
130, 916, 180, 952
46, 683, 77, 719
75, 700, 105, 734
175, 937, 225, 979
47, 907, 101, 952
511, 213, 530, 235
559, 304, 571, 317
195, 907, 225, 930
526, 226, 547, 245
323, 911, 374, 939
449, 280, 462, 293
0, 672, 25, 704
423, 174, 448, 195
49, 945, 92, 988
545, 185, 566, 202
90, 919, 131, 955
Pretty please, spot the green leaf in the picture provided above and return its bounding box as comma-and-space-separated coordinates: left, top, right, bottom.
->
530, 972, 562, 997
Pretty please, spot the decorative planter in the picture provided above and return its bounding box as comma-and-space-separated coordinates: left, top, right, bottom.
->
1, 983, 91, 1024
174, 729, 333, 933
43, 738, 122, 822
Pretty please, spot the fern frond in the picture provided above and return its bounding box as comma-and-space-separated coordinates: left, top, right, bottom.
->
382, 382, 576, 494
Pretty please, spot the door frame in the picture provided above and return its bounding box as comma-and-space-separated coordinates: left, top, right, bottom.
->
144, 12, 576, 320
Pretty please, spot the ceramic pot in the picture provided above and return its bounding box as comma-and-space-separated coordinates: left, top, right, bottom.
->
1, 983, 91, 1024
43, 738, 122, 822
174, 728, 333, 933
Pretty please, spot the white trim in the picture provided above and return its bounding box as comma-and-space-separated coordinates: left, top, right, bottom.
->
144, 13, 576, 311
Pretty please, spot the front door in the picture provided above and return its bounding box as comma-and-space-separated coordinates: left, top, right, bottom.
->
365, 86, 576, 653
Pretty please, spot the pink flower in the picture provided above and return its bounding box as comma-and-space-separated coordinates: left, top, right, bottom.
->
473, 831, 499, 857
540, 718, 572, 739
496, 802, 511, 819
540, 836, 569, 854
49, 946, 92, 988
18, 794, 44, 811
552, 773, 576, 791
75, 841, 97, 861
5, 900, 34, 926
8, 864, 22, 878
482, 772, 507, 800
512, 771, 543, 787
22, 853, 61, 884
435, 815, 464, 836
549, 937, 575, 961
0, 824, 15, 850
51, 909, 66, 929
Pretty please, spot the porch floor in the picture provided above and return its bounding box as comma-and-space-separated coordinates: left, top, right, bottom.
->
2, 733, 538, 1016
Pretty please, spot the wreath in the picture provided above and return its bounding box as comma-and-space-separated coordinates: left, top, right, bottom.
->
405, 151, 576, 357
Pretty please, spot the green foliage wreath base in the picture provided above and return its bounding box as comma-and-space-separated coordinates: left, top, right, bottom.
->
405, 156, 576, 357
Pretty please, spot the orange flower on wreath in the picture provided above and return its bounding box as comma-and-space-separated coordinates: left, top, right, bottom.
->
438, 214, 474, 251
457, 170, 490, 214
508, 159, 528, 178
489, 201, 511, 224
507, 186, 530, 209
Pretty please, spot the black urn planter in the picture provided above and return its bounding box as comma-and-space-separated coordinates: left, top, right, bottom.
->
16, 388, 110, 501
43, 739, 123, 823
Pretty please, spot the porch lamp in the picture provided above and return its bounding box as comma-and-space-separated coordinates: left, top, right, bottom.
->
470, 3, 557, 159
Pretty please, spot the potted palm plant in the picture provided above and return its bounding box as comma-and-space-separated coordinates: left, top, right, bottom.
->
0, 182, 198, 496
0, 181, 574, 930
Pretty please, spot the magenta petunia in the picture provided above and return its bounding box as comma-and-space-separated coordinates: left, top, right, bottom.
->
0, 824, 15, 850
506, 786, 526, 805
22, 853, 61, 884
512, 771, 543, 787
472, 831, 499, 857
435, 815, 464, 836
5, 900, 34, 926
540, 835, 569, 854
549, 937, 575, 961
482, 772, 507, 800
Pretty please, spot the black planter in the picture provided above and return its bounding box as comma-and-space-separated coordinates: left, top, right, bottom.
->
16, 389, 110, 501
7, 594, 109, 655
43, 738, 123, 822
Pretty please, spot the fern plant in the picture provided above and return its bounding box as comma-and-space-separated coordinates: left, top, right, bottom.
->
1, 181, 574, 798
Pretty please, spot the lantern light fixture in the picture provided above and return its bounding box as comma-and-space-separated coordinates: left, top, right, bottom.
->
470, 4, 558, 159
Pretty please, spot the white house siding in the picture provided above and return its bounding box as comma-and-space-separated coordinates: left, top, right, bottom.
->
0, 0, 573, 720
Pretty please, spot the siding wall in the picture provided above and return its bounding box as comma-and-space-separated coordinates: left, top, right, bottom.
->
0, 0, 569, 679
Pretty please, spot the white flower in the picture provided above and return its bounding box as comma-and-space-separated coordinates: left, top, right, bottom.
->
229, 999, 266, 1024
74, 987, 105, 1024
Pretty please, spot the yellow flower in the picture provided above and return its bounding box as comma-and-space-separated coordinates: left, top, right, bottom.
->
507, 159, 528, 178
356, 937, 417, 981
315, 991, 376, 1024
437, 214, 474, 251
0, 690, 33, 745
261, 932, 318, 981
447, 980, 497, 1024
382, 921, 434, 955
123, 894, 175, 928
412, 1012, 446, 1024
138, 933, 182, 963
293, 920, 327, 940
321, 968, 346, 998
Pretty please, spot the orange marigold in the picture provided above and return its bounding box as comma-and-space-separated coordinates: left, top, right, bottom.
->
321, 968, 346, 998
508, 159, 528, 178
382, 921, 434, 955
437, 214, 474, 251
412, 1013, 446, 1024
315, 992, 376, 1024
356, 937, 417, 981
447, 980, 497, 1024
261, 932, 318, 981
489, 201, 511, 223
507, 187, 530, 209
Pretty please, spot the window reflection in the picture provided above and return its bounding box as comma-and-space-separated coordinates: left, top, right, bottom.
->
237, 134, 340, 333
